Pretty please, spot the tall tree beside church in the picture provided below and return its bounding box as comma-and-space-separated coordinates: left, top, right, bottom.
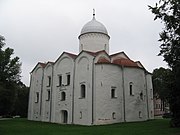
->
152, 67, 173, 101
149, 0, 180, 127
0, 35, 21, 84
0, 35, 21, 116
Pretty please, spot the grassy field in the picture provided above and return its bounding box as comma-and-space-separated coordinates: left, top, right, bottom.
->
0, 118, 180, 135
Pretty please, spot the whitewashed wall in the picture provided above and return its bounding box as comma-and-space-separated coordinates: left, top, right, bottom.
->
94, 64, 124, 125
73, 52, 94, 125
123, 67, 148, 122
79, 33, 109, 54
28, 64, 44, 121
41, 63, 53, 122
51, 53, 74, 124
28, 53, 154, 125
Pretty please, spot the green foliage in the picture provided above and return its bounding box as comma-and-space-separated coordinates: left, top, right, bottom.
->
0, 36, 21, 84
0, 119, 180, 135
0, 84, 16, 115
0, 35, 29, 117
149, 0, 180, 127
149, 0, 180, 68
152, 67, 173, 101
13, 84, 29, 117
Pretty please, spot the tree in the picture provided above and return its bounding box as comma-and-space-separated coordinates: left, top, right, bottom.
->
152, 67, 173, 114
152, 67, 173, 102
0, 35, 22, 116
149, 0, 180, 127
13, 83, 29, 117
0, 35, 21, 84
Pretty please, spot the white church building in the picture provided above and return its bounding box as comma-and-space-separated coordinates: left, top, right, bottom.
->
28, 12, 154, 125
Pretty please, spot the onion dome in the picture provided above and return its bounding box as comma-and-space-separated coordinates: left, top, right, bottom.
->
80, 10, 108, 36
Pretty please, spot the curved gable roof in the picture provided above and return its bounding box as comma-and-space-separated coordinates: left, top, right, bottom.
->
97, 57, 111, 64
30, 62, 46, 73
54, 52, 77, 64
112, 58, 139, 67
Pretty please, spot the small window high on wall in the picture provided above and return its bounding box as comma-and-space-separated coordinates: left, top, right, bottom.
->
58, 75, 62, 86
139, 111, 142, 118
47, 76, 51, 87
46, 89, 50, 101
112, 112, 116, 119
129, 82, 134, 96
35, 92, 39, 103
80, 111, 82, 119
80, 84, 86, 98
61, 92, 66, 101
111, 87, 117, 98
66, 74, 70, 86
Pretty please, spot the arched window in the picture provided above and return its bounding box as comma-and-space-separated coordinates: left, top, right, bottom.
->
80, 111, 82, 119
112, 112, 116, 119
111, 87, 116, 98
140, 92, 143, 100
66, 74, 70, 85
80, 84, 86, 98
61, 92, 66, 101
129, 82, 134, 96
46, 89, 50, 101
47, 76, 51, 87
139, 111, 142, 118
58, 75, 62, 86
35, 92, 39, 103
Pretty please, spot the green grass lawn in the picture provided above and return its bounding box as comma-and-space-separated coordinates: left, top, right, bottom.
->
0, 118, 180, 135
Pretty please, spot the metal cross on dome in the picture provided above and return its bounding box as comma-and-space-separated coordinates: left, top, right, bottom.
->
93, 9, 95, 18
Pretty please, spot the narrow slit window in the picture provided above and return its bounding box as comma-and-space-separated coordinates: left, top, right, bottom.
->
111, 87, 116, 98
112, 112, 116, 119
46, 90, 50, 101
139, 111, 142, 118
129, 82, 134, 96
67, 74, 70, 85
80, 84, 86, 98
47, 76, 51, 87
35, 92, 39, 103
140, 92, 143, 100
61, 92, 66, 101
80, 111, 82, 119
58, 75, 62, 86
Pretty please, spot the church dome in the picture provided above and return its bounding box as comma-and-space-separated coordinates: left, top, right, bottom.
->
80, 15, 108, 36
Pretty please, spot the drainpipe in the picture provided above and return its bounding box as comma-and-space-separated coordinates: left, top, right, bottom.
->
72, 59, 76, 124
49, 64, 54, 122
40, 68, 44, 120
121, 66, 126, 122
144, 71, 149, 119
92, 57, 95, 125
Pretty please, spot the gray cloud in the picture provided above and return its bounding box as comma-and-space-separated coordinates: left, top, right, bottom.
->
0, 0, 167, 86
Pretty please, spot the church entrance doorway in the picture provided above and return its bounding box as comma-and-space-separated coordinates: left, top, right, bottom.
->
61, 110, 68, 124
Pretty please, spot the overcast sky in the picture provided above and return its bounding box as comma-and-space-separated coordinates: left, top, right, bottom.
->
0, 0, 167, 86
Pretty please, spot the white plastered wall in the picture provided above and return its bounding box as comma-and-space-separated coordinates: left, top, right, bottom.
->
28, 65, 44, 121
123, 67, 148, 122
41, 63, 53, 122
79, 33, 109, 54
94, 64, 124, 125
73, 52, 94, 125
51, 54, 74, 124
